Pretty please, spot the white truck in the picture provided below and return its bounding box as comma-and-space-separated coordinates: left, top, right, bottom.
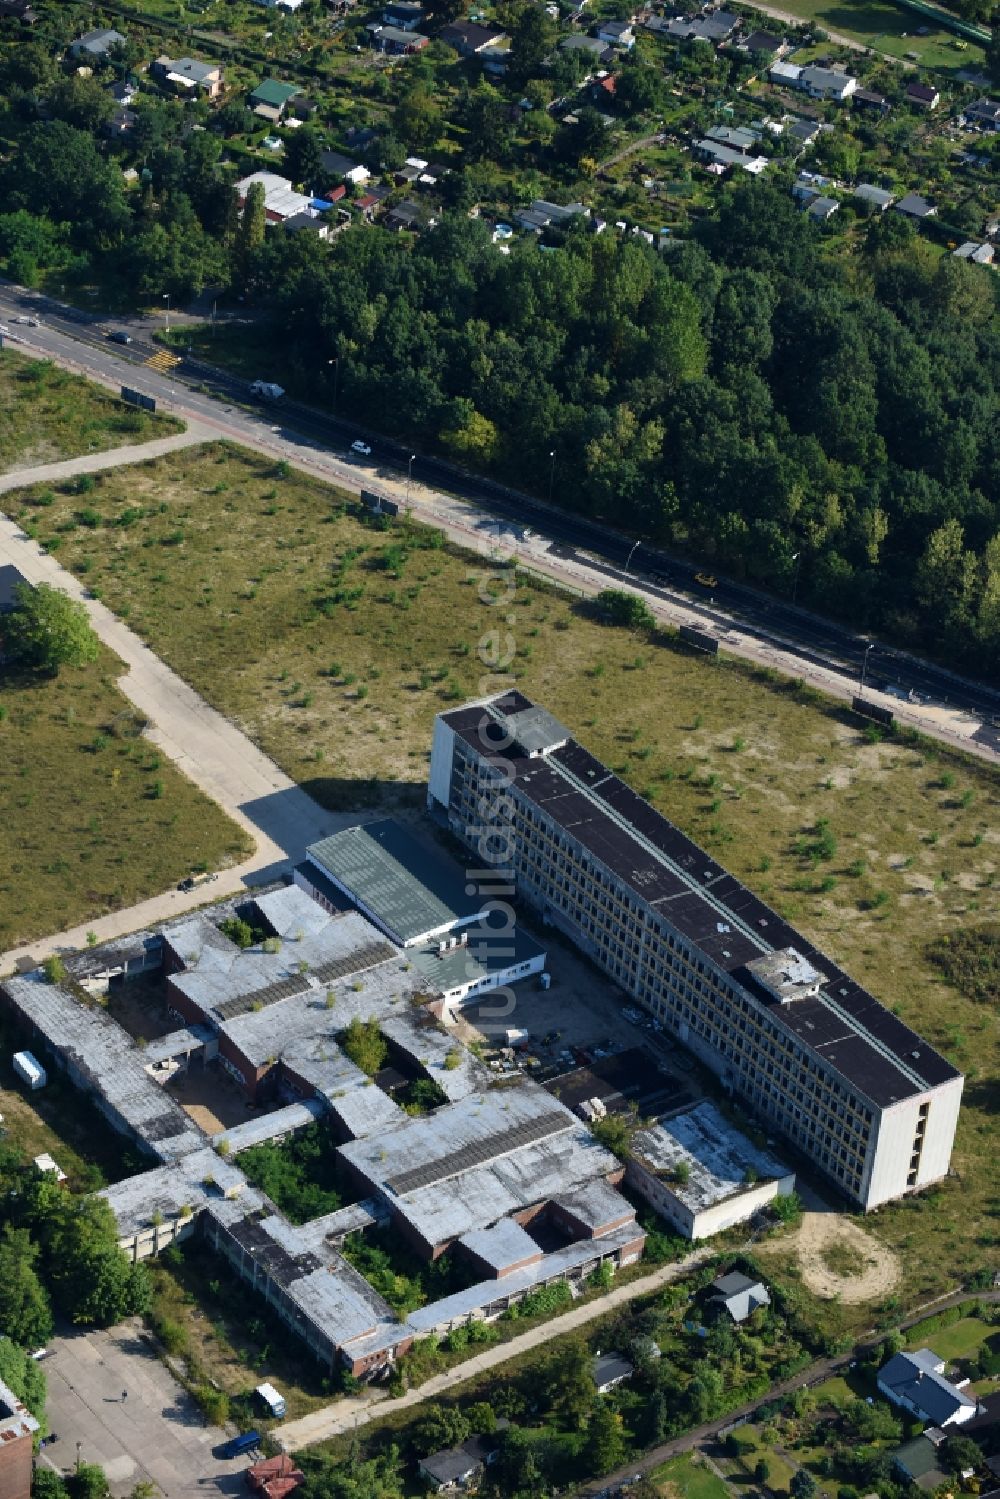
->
255, 1382, 286, 1418
250, 380, 285, 402
13, 1051, 46, 1090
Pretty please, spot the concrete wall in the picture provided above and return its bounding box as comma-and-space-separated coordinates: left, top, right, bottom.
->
119, 1212, 199, 1263
427, 715, 456, 812
863, 1074, 963, 1210
626, 1160, 795, 1240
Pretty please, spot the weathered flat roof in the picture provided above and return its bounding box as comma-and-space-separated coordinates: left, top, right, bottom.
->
459, 1217, 541, 1273
144, 1025, 215, 1066
380, 1011, 488, 1102
307, 819, 482, 944
554, 1179, 637, 1231
442, 693, 959, 1109
213, 1100, 325, 1155
406, 1222, 643, 1330
103, 1148, 248, 1235
1, 975, 204, 1163
410, 915, 546, 997
168, 898, 398, 1025
0, 1374, 39, 1440
338, 1082, 623, 1246
631, 1100, 792, 1214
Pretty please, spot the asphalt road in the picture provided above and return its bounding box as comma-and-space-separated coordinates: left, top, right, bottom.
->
2, 284, 998, 742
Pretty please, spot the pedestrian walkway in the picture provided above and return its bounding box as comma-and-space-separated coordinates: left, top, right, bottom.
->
276, 1249, 712, 1451
0, 423, 211, 491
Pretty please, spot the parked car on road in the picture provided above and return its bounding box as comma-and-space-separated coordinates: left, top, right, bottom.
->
351, 440, 372, 456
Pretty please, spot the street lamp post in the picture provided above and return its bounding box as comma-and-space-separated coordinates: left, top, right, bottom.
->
162, 293, 170, 333
625, 539, 642, 574
327, 355, 339, 410
548, 450, 555, 506
406, 453, 415, 513
791, 550, 802, 606
860, 641, 875, 696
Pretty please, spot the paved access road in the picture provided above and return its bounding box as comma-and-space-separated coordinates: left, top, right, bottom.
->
37, 1321, 246, 1499
1, 283, 997, 769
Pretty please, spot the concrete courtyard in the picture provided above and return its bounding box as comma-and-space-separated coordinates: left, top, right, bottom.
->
37, 1320, 247, 1498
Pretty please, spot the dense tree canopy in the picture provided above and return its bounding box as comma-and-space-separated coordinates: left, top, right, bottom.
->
0, 71, 997, 675
245, 180, 999, 673
6, 1172, 149, 1328
5, 583, 99, 677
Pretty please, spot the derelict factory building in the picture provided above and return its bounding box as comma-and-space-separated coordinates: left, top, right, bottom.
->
428, 693, 962, 1212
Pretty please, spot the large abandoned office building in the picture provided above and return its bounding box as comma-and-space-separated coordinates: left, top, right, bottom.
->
428, 693, 963, 1211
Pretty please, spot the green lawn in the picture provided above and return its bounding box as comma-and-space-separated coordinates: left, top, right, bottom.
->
5, 440, 999, 1325
0, 649, 252, 950
905, 1316, 994, 1361
809, 1371, 874, 1407
0, 348, 182, 473
650, 1452, 731, 1499
745, 0, 985, 70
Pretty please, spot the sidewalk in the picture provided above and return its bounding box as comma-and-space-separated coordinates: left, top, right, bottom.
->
276, 1249, 712, 1451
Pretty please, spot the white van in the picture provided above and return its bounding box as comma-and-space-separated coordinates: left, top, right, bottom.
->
256, 1382, 286, 1419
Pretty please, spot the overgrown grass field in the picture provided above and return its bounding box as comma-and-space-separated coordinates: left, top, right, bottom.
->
0, 349, 182, 473
8, 440, 998, 1319
0, 649, 252, 950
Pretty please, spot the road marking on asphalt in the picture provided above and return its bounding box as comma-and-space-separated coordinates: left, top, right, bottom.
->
145, 349, 182, 373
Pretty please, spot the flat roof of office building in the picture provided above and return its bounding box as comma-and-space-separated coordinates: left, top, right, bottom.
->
459, 1217, 541, 1273
410, 914, 546, 997
339, 1081, 623, 1246
1, 974, 205, 1162
103, 1148, 249, 1236
307, 819, 482, 944
441, 695, 959, 1109
631, 1100, 793, 1214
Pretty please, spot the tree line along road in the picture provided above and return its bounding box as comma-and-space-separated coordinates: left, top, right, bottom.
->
1, 282, 998, 770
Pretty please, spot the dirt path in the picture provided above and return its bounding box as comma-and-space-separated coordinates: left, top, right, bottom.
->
743, 0, 870, 49
598, 131, 663, 175
760, 1210, 901, 1303
275, 1249, 714, 1451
